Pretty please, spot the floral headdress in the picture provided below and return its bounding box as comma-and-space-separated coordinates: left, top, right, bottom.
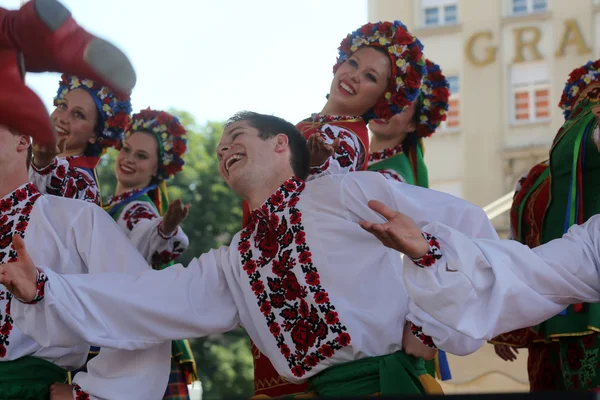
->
334, 20, 426, 121
559, 59, 600, 119
54, 74, 132, 155
124, 108, 187, 181
415, 59, 450, 138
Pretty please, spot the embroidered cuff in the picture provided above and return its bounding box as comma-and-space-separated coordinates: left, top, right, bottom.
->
31, 157, 57, 175
157, 222, 178, 240
411, 323, 437, 349
73, 384, 90, 400
19, 269, 47, 304
410, 232, 442, 268
309, 159, 330, 176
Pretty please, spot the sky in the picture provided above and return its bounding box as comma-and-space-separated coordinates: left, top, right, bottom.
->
4, 0, 368, 127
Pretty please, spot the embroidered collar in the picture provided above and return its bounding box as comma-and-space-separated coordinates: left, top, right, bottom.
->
0, 183, 41, 216
310, 114, 363, 124
368, 144, 404, 165
247, 177, 306, 226
105, 188, 146, 209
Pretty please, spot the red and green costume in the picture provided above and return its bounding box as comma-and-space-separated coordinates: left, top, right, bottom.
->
493, 98, 600, 391
367, 140, 428, 187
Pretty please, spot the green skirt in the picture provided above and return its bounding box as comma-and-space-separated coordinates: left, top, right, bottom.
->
0, 356, 67, 399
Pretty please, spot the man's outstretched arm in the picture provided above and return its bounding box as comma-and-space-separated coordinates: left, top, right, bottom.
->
361, 203, 600, 349
4, 235, 240, 351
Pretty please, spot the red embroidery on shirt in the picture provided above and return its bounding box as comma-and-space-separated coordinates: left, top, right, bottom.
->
239, 177, 351, 378
410, 323, 437, 349
73, 384, 91, 400
0, 183, 41, 357
411, 232, 442, 268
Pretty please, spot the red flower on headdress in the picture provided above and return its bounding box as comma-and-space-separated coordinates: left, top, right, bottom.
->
157, 111, 173, 125
393, 27, 414, 45
108, 112, 131, 129
378, 21, 393, 36
172, 140, 187, 154
405, 66, 422, 89
138, 108, 157, 119
339, 37, 352, 54
170, 123, 186, 136
373, 102, 390, 120
360, 23, 374, 36
433, 87, 450, 99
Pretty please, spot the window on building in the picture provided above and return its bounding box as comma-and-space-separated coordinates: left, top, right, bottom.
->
422, 0, 458, 27
510, 63, 550, 124
511, 0, 547, 15
440, 75, 460, 131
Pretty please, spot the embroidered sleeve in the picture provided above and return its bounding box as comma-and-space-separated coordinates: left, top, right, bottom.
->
157, 222, 178, 239
117, 202, 189, 268
409, 232, 442, 268
309, 159, 330, 176
410, 323, 437, 349
17, 269, 47, 305
29, 158, 100, 205
307, 125, 365, 180
73, 384, 90, 400
377, 169, 407, 183
121, 202, 159, 231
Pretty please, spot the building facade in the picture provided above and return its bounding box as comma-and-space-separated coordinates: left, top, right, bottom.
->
369, 0, 598, 232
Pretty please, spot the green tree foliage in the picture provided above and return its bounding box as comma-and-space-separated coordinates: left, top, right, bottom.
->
96, 110, 252, 399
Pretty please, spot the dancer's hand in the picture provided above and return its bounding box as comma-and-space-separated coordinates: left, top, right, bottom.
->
160, 199, 191, 236
494, 344, 519, 362
402, 321, 437, 360
32, 136, 66, 168
0, 235, 38, 303
359, 200, 429, 259
308, 134, 340, 167
50, 383, 76, 400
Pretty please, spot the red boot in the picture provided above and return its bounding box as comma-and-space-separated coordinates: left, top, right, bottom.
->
0, 0, 136, 97
0, 49, 57, 147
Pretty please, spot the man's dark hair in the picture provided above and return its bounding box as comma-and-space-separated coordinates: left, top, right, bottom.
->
26, 145, 32, 170
224, 111, 310, 180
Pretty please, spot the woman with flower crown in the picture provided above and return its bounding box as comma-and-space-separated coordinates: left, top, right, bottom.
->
48, 108, 199, 400
28, 74, 132, 205
489, 60, 600, 392
368, 59, 449, 187
367, 58, 452, 384
249, 21, 435, 399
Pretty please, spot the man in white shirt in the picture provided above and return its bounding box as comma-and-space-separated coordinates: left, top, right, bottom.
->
3, 111, 498, 397
0, 126, 171, 399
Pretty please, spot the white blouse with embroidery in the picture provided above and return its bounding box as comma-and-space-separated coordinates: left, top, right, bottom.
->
0, 183, 170, 400
28, 156, 100, 205
307, 120, 366, 179
13, 173, 497, 383
105, 190, 189, 268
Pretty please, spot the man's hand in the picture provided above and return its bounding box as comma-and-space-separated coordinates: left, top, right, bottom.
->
308, 134, 340, 167
50, 383, 75, 400
493, 344, 519, 362
0, 235, 38, 302
160, 199, 191, 236
31, 136, 66, 168
402, 322, 437, 360
359, 200, 429, 259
